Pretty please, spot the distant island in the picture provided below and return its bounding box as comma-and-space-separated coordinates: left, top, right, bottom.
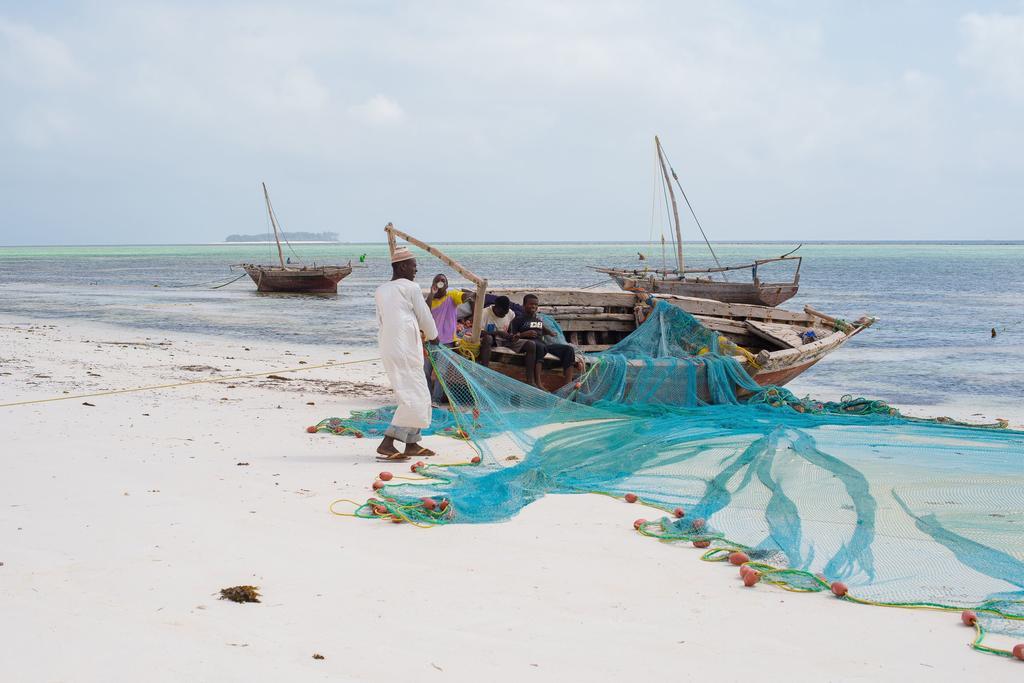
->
225, 231, 339, 242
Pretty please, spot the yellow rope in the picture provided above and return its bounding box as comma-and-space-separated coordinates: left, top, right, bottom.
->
455, 336, 480, 361
0, 357, 381, 408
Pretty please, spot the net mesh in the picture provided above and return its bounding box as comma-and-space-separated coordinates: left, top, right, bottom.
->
317, 301, 1024, 658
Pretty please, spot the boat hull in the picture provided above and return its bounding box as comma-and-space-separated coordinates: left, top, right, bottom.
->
484, 288, 872, 401
242, 264, 352, 293
611, 274, 797, 307
492, 348, 821, 395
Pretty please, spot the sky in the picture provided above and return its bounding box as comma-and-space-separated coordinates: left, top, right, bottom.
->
1, 1, 1023, 245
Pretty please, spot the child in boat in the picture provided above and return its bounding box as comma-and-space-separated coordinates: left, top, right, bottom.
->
477, 296, 516, 367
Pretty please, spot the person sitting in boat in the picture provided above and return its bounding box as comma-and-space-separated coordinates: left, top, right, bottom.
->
477, 296, 516, 367
509, 294, 575, 389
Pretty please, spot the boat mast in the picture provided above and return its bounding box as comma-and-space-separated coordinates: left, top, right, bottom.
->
262, 182, 286, 268
655, 136, 684, 273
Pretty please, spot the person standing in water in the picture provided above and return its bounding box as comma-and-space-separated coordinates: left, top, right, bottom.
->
374, 248, 439, 461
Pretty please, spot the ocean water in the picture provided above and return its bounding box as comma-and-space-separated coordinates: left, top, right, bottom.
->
1, 242, 1022, 413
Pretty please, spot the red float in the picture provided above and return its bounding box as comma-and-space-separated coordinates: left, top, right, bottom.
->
411, 461, 425, 472
421, 497, 437, 511
673, 507, 685, 518
379, 471, 393, 481
1013, 644, 1024, 661
470, 456, 481, 464
439, 499, 450, 511
831, 582, 848, 597
372, 505, 387, 515
693, 540, 710, 548
691, 518, 705, 531
960, 611, 978, 627
306, 425, 318, 433
728, 552, 750, 566
743, 570, 761, 587
372, 480, 385, 490
633, 518, 647, 530
739, 565, 753, 579
390, 515, 404, 524
624, 493, 638, 503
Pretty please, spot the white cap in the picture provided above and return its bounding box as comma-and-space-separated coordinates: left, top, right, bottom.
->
390, 247, 415, 264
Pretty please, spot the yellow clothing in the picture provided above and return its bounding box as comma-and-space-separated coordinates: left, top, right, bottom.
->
429, 289, 464, 309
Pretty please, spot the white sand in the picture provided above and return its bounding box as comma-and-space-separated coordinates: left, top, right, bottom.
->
1, 316, 1019, 682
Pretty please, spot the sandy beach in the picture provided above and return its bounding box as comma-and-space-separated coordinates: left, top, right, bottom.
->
1, 315, 1019, 682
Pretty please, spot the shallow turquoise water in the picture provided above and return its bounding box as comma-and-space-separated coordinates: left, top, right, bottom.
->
1, 242, 1022, 411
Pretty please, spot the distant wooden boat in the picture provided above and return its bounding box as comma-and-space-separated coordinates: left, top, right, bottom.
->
594, 136, 801, 307
239, 183, 352, 294
594, 255, 802, 307
486, 288, 874, 393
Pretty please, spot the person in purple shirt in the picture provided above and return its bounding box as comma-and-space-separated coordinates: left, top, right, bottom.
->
424, 274, 473, 402
426, 274, 470, 346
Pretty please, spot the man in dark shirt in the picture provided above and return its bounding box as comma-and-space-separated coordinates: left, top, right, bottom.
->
509, 294, 575, 389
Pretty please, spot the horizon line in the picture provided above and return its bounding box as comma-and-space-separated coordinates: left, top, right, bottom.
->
3, 239, 1024, 248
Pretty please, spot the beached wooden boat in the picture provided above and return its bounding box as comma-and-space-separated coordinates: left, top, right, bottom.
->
382, 224, 873, 399
486, 288, 874, 393
241, 263, 352, 293
239, 183, 352, 294
593, 137, 801, 306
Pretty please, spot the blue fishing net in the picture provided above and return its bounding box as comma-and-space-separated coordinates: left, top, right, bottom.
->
317, 301, 1024, 659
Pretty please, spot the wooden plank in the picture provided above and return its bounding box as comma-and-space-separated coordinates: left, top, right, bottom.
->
491, 288, 638, 309
745, 320, 804, 350
538, 305, 604, 314
553, 312, 635, 322
385, 224, 487, 287
655, 294, 810, 323
692, 315, 749, 336
586, 331, 597, 346
557, 319, 635, 332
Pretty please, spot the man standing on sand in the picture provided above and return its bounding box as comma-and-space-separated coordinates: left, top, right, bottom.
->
374, 247, 440, 461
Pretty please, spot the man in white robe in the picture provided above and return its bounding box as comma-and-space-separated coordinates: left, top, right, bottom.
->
374, 247, 440, 460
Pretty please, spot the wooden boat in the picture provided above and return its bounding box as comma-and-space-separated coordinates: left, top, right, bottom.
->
594, 136, 801, 306
382, 224, 874, 398
485, 288, 874, 393
595, 256, 801, 307
238, 183, 352, 294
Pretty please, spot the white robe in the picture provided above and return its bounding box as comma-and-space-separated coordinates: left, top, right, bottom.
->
375, 278, 439, 429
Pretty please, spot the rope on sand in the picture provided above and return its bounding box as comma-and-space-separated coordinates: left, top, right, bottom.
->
0, 357, 381, 408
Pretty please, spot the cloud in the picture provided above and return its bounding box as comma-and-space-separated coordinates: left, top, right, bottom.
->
0, 17, 87, 89
10, 107, 75, 148
0, 2, 1021, 242
959, 10, 1024, 101
349, 95, 405, 125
